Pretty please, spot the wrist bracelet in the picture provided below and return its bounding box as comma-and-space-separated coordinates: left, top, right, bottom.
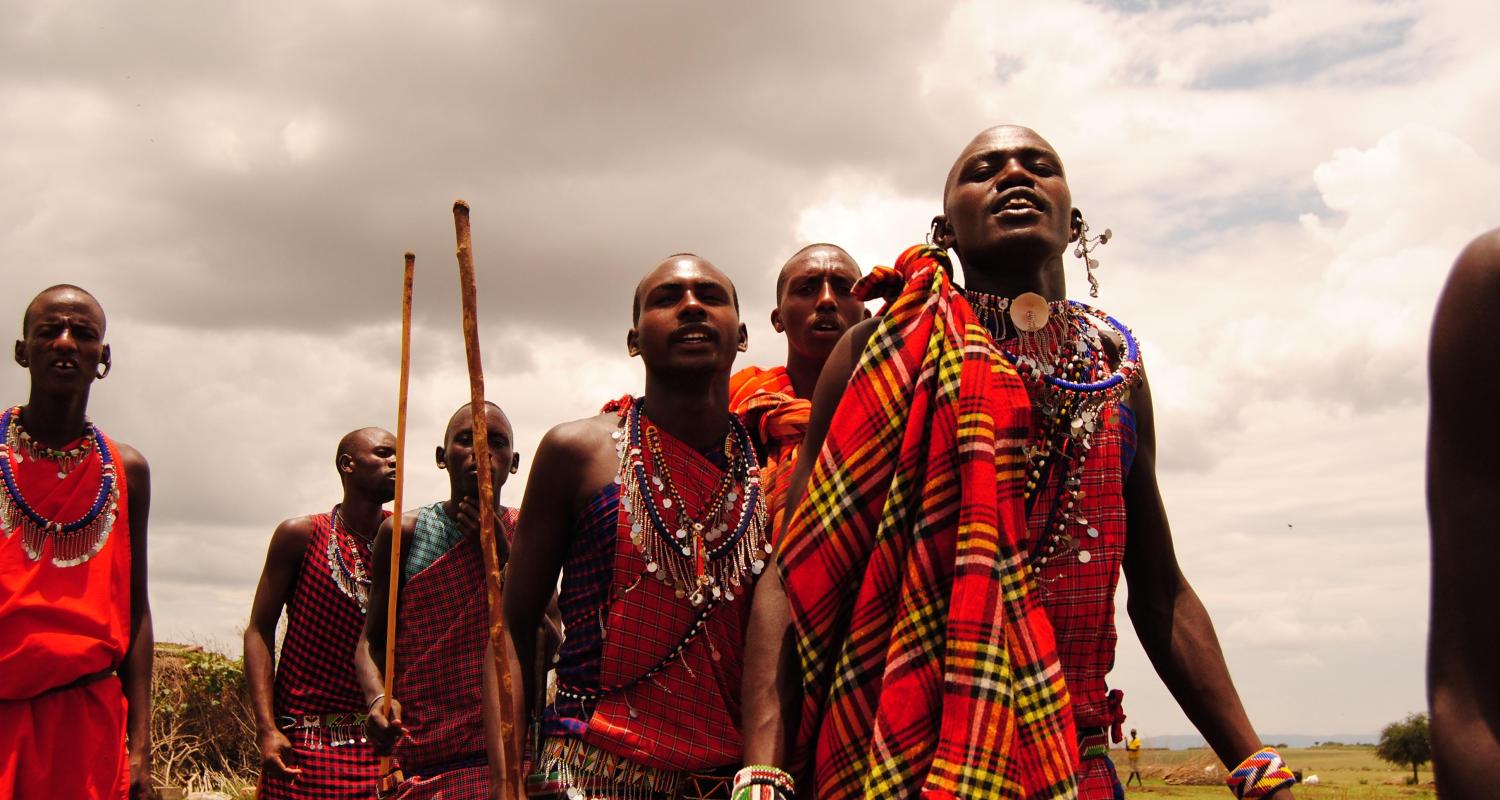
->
732, 765, 795, 800
367, 694, 386, 714
1226, 746, 1296, 799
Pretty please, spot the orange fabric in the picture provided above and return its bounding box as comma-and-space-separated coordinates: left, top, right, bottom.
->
728, 366, 809, 536
0, 675, 129, 799
0, 435, 132, 700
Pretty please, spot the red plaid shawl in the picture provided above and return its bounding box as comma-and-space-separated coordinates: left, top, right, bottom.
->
260, 510, 388, 800
391, 503, 518, 797
779, 245, 1078, 799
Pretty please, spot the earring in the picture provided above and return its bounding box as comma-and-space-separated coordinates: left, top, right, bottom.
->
1073, 216, 1113, 298
95, 361, 111, 380
927, 219, 952, 251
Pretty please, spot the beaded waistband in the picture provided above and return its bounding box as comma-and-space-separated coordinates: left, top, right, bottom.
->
528, 736, 732, 799
277, 712, 369, 750
1078, 726, 1111, 760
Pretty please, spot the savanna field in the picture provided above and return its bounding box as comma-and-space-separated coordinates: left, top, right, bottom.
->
1109, 746, 1437, 800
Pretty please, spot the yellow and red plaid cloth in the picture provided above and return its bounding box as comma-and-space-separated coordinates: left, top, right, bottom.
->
779, 245, 1078, 799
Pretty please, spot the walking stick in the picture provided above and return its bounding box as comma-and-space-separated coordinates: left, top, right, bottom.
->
452, 201, 524, 798
378, 252, 415, 792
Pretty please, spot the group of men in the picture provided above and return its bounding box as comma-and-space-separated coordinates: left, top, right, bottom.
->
3, 123, 1495, 800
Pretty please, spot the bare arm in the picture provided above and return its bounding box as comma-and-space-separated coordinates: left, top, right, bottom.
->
117, 444, 154, 800
742, 318, 877, 766
1121, 374, 1289, 796
243, 518, 314, 778
502, 422, 590, 725
1427, 229, 1500, 799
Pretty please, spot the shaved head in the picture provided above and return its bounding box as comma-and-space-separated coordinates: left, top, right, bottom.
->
943, 124, 1060, 207
776, 244, 859, 301
335, 426, 394, 465
445, 401, 511, 444
632, 254, 740, 323
22, 284, 105, 335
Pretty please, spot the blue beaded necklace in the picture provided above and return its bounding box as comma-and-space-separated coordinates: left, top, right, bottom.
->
0, 405, 119, 566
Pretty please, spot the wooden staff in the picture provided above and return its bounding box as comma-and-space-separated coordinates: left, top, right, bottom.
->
452, 200, 523, 798
379, 252, 416, 789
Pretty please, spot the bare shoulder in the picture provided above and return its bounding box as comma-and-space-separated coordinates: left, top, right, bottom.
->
113, 440, 150, 487
539, 413, 619, 462
1453, 227, 1500, 277
1433, 228, 1500, 368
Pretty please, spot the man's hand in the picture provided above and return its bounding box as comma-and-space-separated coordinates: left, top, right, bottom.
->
128, 748, 155, 800
258, 728, 303, 781
457, 496, 509, 564
366, 697, 405, 756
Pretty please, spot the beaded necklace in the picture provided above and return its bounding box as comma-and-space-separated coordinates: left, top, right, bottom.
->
0, 405, 119, 566
963, 291, 1143, 570
325, 504, 372, 612
613, 398, 772, 607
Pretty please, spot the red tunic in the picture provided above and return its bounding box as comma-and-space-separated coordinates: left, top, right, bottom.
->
0, 426, 132, 800
1028, 399, 1137, 799
729, 365, 809, 537
390, 502, 518, 800
543, 406, 755, 777
259, 508, 390, 800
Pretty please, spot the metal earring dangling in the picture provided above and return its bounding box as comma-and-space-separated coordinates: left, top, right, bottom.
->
1073, 216, 1113, 298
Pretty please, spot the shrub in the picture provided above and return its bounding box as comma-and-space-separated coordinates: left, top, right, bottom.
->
151, 643, 258, 797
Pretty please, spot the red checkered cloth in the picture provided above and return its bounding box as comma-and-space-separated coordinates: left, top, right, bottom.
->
1026, 402, 1135, 800
390, 503, 517, 798
549, 400, 751, 774
260, 510, 390, 799
779, 245, 1078, 800
729, 366, 808, 537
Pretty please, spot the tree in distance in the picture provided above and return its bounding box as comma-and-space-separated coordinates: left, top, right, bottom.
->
1375, 712, 1432, 785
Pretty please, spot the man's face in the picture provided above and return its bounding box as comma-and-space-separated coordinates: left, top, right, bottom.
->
629, 256, 747, 376
342, 429, 398, 503
942, 126, 1075, 266
772, 249, 864, 364
15, 289, 109, 395
438, 406, 517, 497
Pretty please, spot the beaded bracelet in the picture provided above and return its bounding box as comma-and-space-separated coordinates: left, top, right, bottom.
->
732, 765, 795, 800
1226, 746, 1296, 798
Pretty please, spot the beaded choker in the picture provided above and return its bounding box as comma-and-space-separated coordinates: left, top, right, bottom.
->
613, 398, 772, 607
326, 505, 372, 611
0, 405, 119, 566
962, 291, 1143, 570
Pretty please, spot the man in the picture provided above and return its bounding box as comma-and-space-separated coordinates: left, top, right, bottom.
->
0, 285, 153, 799
245, 427, 397, 799
504, 255, 769, 799
355, 402, 520, 798
730, 244, 865, 531
1427, 227, 1500, 800
742, 127, 1293, 800
1125, 728, 1143, 788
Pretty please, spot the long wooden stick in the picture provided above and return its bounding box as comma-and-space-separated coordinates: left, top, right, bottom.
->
453, 201, 523, 798
379, 252, 416, 787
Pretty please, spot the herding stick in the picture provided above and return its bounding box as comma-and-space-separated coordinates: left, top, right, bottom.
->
378, 252, 416, 791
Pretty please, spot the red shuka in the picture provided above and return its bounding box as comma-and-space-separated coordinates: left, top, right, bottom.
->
0, 430, 132, 800
729, 365, 809, 537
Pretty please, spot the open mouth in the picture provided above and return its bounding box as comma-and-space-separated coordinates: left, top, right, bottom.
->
991, 189, 1046, 217
671, 326, 717, 346
49, 359, 79, 372
809, 318, 844, 334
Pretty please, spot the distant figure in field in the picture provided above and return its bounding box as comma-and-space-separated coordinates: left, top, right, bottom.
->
0, 285, 154, 799
1427, 227, 1500, 800
244, 427, 396, 799
1125, 728, 1144, 787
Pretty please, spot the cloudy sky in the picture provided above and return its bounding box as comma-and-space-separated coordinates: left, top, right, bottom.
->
4, 0, 1494, 740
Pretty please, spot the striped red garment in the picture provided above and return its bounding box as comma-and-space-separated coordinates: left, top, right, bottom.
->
779, 245, 1078, 800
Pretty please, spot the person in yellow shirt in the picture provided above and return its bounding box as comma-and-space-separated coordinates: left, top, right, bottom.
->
1125, 728, 1143, 788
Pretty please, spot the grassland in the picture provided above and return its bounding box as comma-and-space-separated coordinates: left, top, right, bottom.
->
1109, 745, 1436, 799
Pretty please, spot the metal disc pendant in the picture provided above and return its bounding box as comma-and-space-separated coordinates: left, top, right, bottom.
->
1009, 292, 1051, 333
1077, 549, 1092, 564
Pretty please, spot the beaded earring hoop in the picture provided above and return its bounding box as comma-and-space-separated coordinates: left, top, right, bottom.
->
1073, 215, 1113, 298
